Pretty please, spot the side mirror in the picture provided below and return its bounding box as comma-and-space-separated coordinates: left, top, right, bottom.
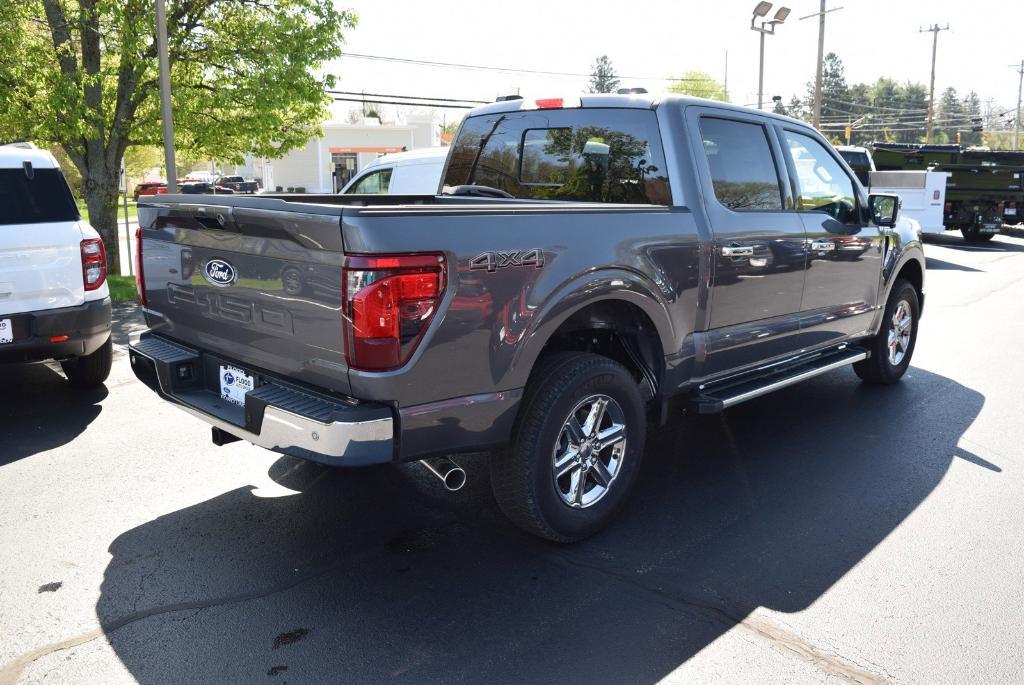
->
869, 193, 900, 228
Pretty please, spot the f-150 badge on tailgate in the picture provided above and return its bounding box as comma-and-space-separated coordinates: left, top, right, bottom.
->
203, 258, 237, 287
470, 249, 544, 272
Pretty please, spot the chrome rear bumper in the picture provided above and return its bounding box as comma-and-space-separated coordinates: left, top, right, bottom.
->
128, 333, 394, 465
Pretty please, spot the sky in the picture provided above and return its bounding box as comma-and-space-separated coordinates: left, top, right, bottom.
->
325, 0, 1023, 125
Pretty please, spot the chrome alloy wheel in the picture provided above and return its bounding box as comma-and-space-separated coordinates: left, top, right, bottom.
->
887, 299, 913, 366
551, 394, 627, 509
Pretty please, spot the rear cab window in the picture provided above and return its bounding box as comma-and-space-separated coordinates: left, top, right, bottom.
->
443, 108, 671, 204
0, 168, 79, 225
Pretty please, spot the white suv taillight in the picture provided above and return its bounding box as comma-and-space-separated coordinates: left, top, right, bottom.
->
81, 238, 106, 291
342, 254, 445, 371
134, 226, 146, 306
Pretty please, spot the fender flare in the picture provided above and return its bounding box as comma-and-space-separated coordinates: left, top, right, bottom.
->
502, 268, 676, 390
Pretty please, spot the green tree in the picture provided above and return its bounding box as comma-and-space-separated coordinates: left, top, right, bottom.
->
588, 55, 620, 94
805, 52, 849, 122
0, 1, 355, 271
668, 71, 726, 101
961, 91, 983, 146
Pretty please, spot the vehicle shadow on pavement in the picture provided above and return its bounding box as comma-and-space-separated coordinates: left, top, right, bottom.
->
0, 363, 106, 466
925, 256, 983, 272
94, 367, 985, 684
924, 233, 1024, 252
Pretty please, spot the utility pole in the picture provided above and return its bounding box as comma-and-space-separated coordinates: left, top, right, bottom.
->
1012, 60, 1023, 151
155, 0, 176, 192
799, 3, 843, 128
920, 23, 949, 144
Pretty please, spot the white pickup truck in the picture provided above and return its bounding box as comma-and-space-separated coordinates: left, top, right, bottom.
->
0, 144, 112, 387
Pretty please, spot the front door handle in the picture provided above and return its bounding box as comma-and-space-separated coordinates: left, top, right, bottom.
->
721, 245, 755, 257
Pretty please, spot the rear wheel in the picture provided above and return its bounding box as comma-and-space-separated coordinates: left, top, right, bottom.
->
490, 353, 646, 542
853, 280, 919, 385
61, 336, 113, 388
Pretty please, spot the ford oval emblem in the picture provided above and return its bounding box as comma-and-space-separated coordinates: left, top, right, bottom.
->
203, 258, 237, 287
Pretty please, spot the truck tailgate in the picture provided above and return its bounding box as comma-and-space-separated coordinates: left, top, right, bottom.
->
138, 200, 352, 395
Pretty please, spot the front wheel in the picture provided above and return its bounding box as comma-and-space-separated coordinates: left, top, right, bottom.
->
490, 353, 646, 542
61, 336, 113, 388
854, 280, 919, 384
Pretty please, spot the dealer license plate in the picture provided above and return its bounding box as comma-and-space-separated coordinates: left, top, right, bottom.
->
1005, 208, 1017, 216
219, 365, 254, 407
0, 319, 12, 344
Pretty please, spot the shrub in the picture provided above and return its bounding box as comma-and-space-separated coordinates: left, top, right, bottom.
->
294, 187, 305, 193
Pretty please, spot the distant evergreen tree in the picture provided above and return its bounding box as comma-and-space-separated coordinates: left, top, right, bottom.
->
588, 55, 620, 94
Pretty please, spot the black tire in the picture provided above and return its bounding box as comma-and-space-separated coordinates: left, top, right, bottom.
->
490, 352, 646, 542
61, 336, 113, 388
961, 226, 994, 242
853, 280, 919, 385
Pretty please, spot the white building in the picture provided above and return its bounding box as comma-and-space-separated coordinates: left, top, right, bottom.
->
239, 113, 442, 193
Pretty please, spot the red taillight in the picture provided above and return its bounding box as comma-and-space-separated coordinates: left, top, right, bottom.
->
343, 253, 445, 371
81, 239, 106, 291
134, 226, 146, 307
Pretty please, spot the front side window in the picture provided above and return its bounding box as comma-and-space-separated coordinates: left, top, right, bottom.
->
0, 168, 79, 225
784, 130, 858, 224
699, 117, 784, 211
348, 168, 392, 194
443, 109, 671, 205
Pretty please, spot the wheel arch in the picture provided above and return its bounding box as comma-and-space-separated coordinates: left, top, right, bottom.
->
508, 272, 675, 405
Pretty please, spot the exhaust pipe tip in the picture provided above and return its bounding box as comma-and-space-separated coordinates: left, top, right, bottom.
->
420, 457, 467, 492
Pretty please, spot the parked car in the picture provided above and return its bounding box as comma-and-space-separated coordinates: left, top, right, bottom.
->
340, 147, 448, 195
179, 182, 235, 195
216, 175, 259, 194
129, 94, 924, 542
133, 181, 167, 202
0, 145, 112, 386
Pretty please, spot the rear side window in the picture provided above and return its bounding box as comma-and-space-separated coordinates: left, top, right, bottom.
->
699, 117, 783, 211
0, 168, 79, 225
444, 109, 671, 205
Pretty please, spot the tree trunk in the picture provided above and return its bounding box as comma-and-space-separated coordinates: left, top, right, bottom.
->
80, 162, 123, 275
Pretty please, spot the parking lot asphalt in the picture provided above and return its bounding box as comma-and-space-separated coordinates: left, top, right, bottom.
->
2, 231, 1024, 684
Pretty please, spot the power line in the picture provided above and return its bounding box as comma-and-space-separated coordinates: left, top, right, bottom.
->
327, 90, 489, 104
337, 52, 710, 83
331, 96, 474, 109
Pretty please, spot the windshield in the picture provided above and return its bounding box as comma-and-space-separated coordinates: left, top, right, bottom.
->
0, 168, 79, 225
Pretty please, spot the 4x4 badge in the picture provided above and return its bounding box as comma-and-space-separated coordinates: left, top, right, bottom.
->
470, 249, 544, 272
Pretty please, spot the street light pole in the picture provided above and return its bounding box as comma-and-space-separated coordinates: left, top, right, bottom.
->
758, 30, 766, 110
920, 23, 949, 145
750, 3, 791, 111
155, 0, 177, 192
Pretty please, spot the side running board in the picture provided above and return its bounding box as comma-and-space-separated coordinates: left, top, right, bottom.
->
688, 347, 868, 414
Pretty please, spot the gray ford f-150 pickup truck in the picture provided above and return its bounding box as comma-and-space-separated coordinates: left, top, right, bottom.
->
129, 94, 924, 541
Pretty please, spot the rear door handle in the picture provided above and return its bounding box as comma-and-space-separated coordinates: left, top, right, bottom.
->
720, 245, 755, 257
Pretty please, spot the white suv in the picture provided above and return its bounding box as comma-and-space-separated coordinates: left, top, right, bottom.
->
0, 144, 112, 387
